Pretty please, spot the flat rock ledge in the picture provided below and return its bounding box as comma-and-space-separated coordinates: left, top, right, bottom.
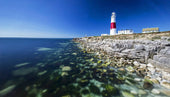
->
73, 36, 170, 89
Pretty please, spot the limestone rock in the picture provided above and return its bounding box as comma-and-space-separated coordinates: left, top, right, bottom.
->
122, 91, 134, 97
62, 66, 72, 72
150, 78, 160, 84
134, 44, 145, 51
61, 72, 68, 76
138, 90, 147, 95
0, 85, 16, 96
151, 89, 160, 94
161, 82, 170, 89
126, 66, 135, 73
134, 78, 141, 82
133, 61, 140, 66
147, 63, 154, 68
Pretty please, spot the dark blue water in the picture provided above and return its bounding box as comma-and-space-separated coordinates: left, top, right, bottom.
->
0, 38, 84, 97
0, 38, 168, 97
0, 38, 70, 82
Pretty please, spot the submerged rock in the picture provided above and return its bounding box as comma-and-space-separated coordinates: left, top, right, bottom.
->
37, 47, 53, 51
130, 90, 138, 95
138, 90, 147, 95
72, 53, 77, 55
62, 95, 71, 97
122, 91, 134, 97
89, 83, 100, 94
15, 62, 29, 67
38, 70, 47, 76
102, 84, 119, 96
61, 72, 69, 76
81, 89, 90, 94
0, 85, 16, 96
13, 67, 38, 76
151, 89, 160, 94
79, 79, 89, 87
62, 66, 72, 72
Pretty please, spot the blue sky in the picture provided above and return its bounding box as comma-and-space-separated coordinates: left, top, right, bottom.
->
0, 0, 170, 38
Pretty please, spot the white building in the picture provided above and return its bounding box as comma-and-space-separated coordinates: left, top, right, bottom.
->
101, 34, 109, 36
118, 29, 134, 35
142, 27, 159, 33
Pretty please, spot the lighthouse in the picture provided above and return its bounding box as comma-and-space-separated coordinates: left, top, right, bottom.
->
110, 12, 116, 35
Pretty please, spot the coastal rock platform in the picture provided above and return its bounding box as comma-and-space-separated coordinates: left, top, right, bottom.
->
74, 31, 170, 89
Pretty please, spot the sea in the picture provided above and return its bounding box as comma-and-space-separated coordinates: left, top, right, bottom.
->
0, 38, 168, 97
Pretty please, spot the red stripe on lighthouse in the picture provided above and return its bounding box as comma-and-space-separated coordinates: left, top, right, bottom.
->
110, 23, 116, 29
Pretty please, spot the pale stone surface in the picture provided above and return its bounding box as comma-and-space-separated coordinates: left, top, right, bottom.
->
130, 90, 138, 95
161, 82, 170, 89
151, 89, 160, 94
62, 66, 72, 72
74, 36, 170, 83
61, 72, 68, 76
37, 47, 52, 51
138, 90, 147, 95
133, 61, 140, 66
134, 78, 141, 82
147, 63, 154, 67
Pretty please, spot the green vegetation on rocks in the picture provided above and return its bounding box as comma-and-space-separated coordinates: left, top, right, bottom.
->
102, 84, 119, 96
122, 91, 134, 97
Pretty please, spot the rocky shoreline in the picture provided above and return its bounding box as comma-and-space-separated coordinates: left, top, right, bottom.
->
73, 33, 170, 92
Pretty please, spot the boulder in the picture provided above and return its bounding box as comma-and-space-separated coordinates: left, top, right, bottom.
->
134, 44, 145, 51
161, 82, 170, 89
153, 55, 170, 65
151, 89, 160, 94
62, 66, 72, 72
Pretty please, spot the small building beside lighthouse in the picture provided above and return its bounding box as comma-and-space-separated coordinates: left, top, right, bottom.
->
118, 29, 134, 35
142, 27, 159, 33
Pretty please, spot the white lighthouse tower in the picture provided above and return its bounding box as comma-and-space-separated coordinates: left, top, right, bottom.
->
110, 12, 116, 35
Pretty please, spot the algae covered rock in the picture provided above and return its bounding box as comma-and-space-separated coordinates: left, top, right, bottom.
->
126, 66, 135, 73
89, 83, 100, 94
150, 78, 160, 84
102, 84, 119, 96
38, 70, 47, 76
138, 89, 147, 95
118, 68, 126, 73
97, 60, 102, 64
122, 91, 134, 97
143, 78, 153, 89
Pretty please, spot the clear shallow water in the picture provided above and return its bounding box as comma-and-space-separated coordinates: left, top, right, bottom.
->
0, 38, 168, 97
